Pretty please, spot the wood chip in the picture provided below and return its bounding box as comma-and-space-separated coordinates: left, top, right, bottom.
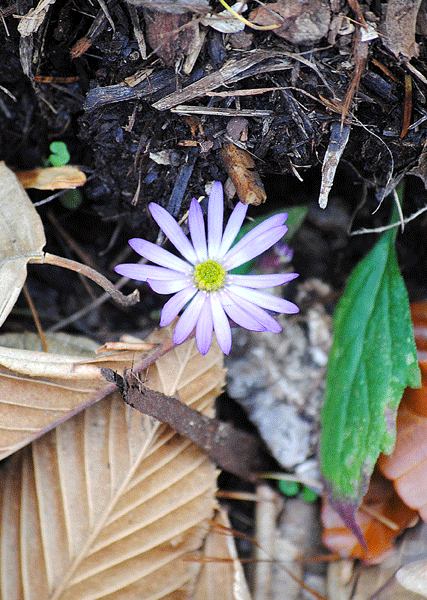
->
16, 0, 56, 36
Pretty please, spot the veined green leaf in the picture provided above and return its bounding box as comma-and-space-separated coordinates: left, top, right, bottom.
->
321, 223, 421, 505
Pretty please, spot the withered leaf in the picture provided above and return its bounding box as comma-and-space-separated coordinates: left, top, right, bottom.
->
220, 142, 266, 205
0, 324, 227, 599
248, 0, 330, 44
0, 162, 46, 327
0, 332, 155, 460
16, 165, 87, 190
382, 0, 423, 59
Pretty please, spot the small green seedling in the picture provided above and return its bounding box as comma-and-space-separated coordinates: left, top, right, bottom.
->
278, 479, 319, 503
48, 141, 70, 167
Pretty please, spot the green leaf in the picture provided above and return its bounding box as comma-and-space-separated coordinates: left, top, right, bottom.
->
278, 480, 300, 496
231, 206, 307, 275
321, 225, 421, 505
300, 486, 318, 503
48, 141, 70, 167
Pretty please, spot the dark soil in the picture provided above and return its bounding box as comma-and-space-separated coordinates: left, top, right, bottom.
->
2, 0, 427, 336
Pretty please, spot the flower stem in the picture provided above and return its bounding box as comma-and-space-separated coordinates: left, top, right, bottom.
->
29, 253, 140, 306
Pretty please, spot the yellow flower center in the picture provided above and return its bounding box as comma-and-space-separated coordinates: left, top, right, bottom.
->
193, 259, 226, 291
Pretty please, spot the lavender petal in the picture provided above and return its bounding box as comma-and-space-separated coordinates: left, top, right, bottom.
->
228, 272, 299, 289
128, 239, 191, 273
147, 278, 190, 294
160, 287, 198, 326
223, 224, 288, 270
173, 291, 206, 345
208, 181, 223, 258
189, 198, 208, 261
210, 293, 232, 354
149, 203, 198, 264
114, 264, 188, 282
196, 297, 214, 355
225, 289, 282, 332
219, 290, 267, 332
218, 202, 248, 258
228, 284, 299, 314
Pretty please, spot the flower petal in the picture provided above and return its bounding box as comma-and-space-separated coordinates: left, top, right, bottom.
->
189, 198, 207, 261
149, 203, 198, 264
218, 202, 248, 258
227, 285, 299, 314
196, 298, 214, 355
219, 290, 267, 332
227, 272, 299, 289
173, 291, 206, 345
210, 293, 232, 354
223, 224, 288, 270
160, 287, 198, 326
128, 239, 191, 273
223, 213, 288, 269
114, 264, 188, 281
147, 278, 191, 294
225, 289, 282, 332
208, 181, 223, 258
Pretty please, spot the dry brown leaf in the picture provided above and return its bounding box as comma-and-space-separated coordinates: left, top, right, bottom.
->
382, 0, 423, 59
248, 0, 330, 44
0, 323, 226, 599
0, 333, 157, 461
143, 8, 201, 67
220, 142, 266, 205
193, 508, 252, 600
0, 162, 46, 327
15, 166, 87, 190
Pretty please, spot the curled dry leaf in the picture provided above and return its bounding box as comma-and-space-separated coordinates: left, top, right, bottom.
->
248, 0, 330, 44
0, 323, 226, 599
0, 162, 46, 328
143, 7, 201, 67
15, 165, 87, 190
0, 332, 156, 461
220, 142, 266, 205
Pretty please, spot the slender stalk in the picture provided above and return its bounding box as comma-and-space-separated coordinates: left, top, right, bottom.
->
22, 284, 48, 351
29, 253, 139, 307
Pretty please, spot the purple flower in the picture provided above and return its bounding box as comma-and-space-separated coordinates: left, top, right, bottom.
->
115, 182, 299, 355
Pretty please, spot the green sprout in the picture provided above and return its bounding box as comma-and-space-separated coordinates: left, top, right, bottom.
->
48, 141, 70, 167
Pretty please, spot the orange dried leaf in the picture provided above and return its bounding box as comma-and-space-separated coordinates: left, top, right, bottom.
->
378, 363, 427, 520
16, 165, 87, 190
321, 469, 418, 563
220, 142, 266, 205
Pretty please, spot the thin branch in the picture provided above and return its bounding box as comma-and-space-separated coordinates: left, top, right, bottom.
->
351, 203, 427, 235
29, 252, 139, 306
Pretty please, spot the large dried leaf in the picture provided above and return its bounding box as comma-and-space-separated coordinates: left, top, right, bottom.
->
0, 324, 226, 599
0, 332, 155, 461
0, 162, 46, 327
193, 508, 252, 600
